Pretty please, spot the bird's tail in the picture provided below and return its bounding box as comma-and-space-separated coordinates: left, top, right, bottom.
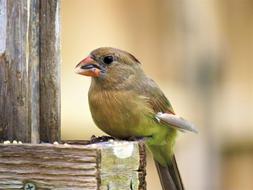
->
154, 154, 184, 190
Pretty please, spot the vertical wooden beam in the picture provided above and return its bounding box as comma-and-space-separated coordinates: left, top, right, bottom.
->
28, 0, 40, 143
180, 1, 222, 189
39, 0, 61, 143
0, 0, 30, 142
0, 0, 7, 140
0, 0, 61, 143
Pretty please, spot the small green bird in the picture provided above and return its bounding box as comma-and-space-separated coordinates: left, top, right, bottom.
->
75, 47, 197, 190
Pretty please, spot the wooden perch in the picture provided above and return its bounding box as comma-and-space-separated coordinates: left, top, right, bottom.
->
0, 141, 146, 190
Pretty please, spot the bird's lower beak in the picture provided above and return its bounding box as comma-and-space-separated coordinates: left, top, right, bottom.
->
74, 56, 101, 77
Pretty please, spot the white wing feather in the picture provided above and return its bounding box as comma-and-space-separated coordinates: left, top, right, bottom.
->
155, 112, 198, 133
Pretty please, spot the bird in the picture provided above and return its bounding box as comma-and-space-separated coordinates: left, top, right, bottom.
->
75, 47, 197, 190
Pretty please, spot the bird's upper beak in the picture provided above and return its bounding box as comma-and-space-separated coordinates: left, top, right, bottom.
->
74, 56, 101, 77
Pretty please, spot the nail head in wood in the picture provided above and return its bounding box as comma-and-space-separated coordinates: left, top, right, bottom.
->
24, 182, 36, 190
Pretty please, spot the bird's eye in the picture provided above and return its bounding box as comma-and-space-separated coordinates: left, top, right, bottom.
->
103, 56, 114, 64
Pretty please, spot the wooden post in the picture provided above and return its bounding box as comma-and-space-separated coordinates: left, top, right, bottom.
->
0, 0, 60, 143
0, 0, 32, 143
28, 0, 40, 144
98, 141, 146, 190
0, 141, 146, 190
39, 0, 61, 143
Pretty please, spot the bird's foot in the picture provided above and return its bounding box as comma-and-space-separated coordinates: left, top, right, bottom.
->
89, 135, 115, 144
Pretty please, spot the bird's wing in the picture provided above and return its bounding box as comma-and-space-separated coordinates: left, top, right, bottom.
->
139, 77, 197, 133
138, 78, 175, 114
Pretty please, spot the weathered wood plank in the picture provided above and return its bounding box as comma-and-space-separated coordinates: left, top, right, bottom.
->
0, 143, 100, 190
0, 0, 6, 54
137, 142, 147, 190
0, 0, 30, 142
0, 141, 146, 190
28, 0, 40, 143
94, 141, 147, 190
39, 0, 61, 143
0, 0, 61, 143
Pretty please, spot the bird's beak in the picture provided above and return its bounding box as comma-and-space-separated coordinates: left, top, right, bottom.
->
74, 56, 101, 77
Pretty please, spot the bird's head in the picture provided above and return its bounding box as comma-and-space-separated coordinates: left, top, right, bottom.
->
75, 47, 143, 87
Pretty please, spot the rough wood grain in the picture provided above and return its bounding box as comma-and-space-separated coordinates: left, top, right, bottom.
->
0, 0, 61, 143
0, 143, 100, 190
0, 141, 146, 190
63, 139, 147, 189
138, 142, 147, 190
39, 0, 61, 143
87, 141, 146, 190
28, 0, 40, 143
0, 0, 30, 142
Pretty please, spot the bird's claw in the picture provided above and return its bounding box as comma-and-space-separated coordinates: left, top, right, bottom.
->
89, 135, 115, 144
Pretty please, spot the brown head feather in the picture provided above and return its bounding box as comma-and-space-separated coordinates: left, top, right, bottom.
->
91, 47, 141, 65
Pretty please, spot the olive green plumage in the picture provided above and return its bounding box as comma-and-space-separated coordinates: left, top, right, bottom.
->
75, 47, 193, 190
87, 47, 177, 166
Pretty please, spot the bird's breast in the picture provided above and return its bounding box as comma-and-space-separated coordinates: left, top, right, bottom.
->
88, 89, 154, 138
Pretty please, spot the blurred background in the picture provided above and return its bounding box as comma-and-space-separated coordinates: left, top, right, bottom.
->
61, 0, 253, 189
